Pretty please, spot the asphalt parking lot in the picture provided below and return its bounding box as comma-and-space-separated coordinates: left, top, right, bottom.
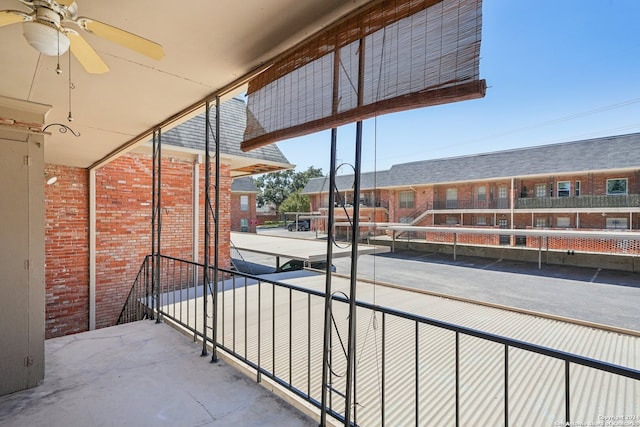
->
239, 227, 640, 332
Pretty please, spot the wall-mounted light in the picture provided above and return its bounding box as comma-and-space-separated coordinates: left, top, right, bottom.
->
46, 175, 58, 185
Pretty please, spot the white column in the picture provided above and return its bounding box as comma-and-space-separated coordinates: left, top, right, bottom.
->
89, 169, 96, 330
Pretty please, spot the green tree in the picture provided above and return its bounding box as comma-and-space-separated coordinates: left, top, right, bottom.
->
280, 190, 310, 213
255, 166, 323, 213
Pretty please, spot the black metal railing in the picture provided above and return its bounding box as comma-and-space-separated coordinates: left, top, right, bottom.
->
119, 254, 640, 426
117, 255, 153, 324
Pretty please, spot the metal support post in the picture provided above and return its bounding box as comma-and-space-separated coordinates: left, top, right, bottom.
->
453, 232, 457, 261
344, 120, 363, 426
320, 128, 338, 426
202, 101, 211, 356
211, 96, 220, 363
152, 129, 162, 323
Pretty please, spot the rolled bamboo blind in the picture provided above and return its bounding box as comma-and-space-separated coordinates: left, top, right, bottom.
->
243, 0, 484, 152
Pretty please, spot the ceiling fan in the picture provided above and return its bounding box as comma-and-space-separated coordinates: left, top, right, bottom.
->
0, 0, 164, 74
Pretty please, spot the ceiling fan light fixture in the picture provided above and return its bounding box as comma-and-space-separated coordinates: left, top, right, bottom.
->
23, 21, 70, 56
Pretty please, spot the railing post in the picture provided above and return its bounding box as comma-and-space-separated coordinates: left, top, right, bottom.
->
415, 321, 419, 426
504, 344, 509, 427
202, 100, 210, 357
344, 119, 364, 426
455, 331, 459, 427
320, 128, 338, 426
211, 95, 221, 363
152, 128, 162, 323
565, 360, 570, 425
381, 313, 386, 426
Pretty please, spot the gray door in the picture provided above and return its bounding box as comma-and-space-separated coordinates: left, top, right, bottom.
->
0, 139, 45, 395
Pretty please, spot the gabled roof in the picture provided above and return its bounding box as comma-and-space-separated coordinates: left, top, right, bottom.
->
302, 132, 640, 193
161, 98, 291, 166
302, 170, 392, 194
231, 177, 258, 193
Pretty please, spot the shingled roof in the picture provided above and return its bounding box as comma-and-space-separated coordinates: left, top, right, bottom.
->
161, 97, 290, 165
231, 176, 258, 193
302, 132, 640, 193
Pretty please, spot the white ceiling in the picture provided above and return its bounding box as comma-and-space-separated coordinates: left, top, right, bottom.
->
0, 0, 364, 168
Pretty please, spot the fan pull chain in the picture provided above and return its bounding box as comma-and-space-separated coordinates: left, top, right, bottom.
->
56, 29, 62, 75
67, 51, 73, 122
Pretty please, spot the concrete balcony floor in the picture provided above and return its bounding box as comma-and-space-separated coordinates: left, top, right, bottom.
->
0, 321, 315, 427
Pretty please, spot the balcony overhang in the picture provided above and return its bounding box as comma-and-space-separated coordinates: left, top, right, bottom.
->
0, 0, 368, 168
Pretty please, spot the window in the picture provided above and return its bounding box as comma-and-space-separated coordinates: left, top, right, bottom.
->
240, 195, 249, 211
497, 185, 508, 208
557, 217, 570, 228
535, 218, 546, 228
498, 186, 508, 199
575, 181, 581, 196
399, 191, 414, 209
557, 181, 570, 197
446, 188, 458, 208
606, 217, 628, 229
477, 186, 486, 201
607, 178, 627, 195
476, 216, 487, 225
240, 218, 249, 232
535, 184, 546, 198
445, 216, 458, 225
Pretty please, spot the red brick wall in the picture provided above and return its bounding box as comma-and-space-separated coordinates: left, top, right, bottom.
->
44, 165, 89, 339
95, 154, 231, 329
230, 192, 256, 232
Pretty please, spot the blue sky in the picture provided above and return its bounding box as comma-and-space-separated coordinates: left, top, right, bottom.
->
273, 0, 640, 174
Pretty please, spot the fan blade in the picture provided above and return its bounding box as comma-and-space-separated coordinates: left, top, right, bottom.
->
68, 32, 109, 74
77, 17, 164, 60
0, 10, 31, 27
56, 0, 76, 6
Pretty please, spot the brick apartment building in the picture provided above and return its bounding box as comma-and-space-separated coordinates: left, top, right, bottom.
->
302, 132, 640, 254
44, 98, 292, 338
231, 177, 259, 233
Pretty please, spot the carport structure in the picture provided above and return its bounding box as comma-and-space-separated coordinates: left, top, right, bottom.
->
230, 231, 390, 270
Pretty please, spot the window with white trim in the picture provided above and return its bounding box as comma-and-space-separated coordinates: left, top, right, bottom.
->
240, 195, 249, 211
606, 217, 628, 229
477, 186, 486, 201
399, 191, 414, 209
557, 217, 570, 228
606, 178, 628, 195
446, 188, 458, 208
557, 181, 570, 197
575, 181, 581, 196
535, 184, 546, 198
535, 218, 546, 228
476, 216, 486, 225
498, 186, 508, 199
